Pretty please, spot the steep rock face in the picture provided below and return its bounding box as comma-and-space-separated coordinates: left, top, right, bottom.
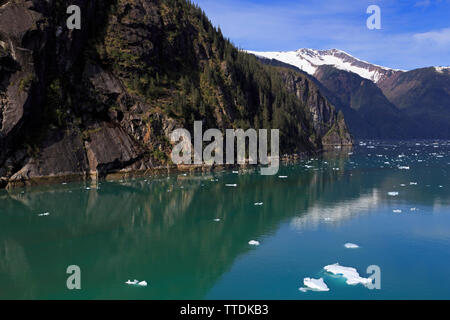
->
0, 0, 353, 188
279, 70, 352, 146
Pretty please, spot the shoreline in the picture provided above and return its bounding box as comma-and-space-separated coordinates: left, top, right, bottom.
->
1, 146, 353, 191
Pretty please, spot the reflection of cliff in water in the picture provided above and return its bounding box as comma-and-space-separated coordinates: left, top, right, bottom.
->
0, 147, 447, 299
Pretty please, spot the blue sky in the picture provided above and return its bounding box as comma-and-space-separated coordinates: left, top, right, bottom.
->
194, 0, 450, 70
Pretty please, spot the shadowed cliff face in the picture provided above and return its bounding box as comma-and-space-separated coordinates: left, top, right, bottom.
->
0, 0, 352, 189
278, 70, 352, 146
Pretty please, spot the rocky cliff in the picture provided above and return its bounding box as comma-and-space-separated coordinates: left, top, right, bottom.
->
0, 0, 352, 189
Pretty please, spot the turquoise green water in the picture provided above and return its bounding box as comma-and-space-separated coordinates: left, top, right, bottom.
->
0, 141, 449, 300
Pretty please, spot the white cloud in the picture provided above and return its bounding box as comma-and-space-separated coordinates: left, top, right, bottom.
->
414, 28, 450, 45
415, 0, 432, 7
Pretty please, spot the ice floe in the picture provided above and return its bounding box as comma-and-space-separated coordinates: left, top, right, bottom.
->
299, 278, 330, 292
248, 240, 260, 246
226, 184, 237, 187
125, 279, 148, 287
398, 166, 410, 170
324, 263, 373, 286
254, 202, 264, 206
213, 218, 221, 222
279, 176, 288, 179
38, 212, 50, 217
344, 243, 360, 249
388, 192, 399, 196
393, 209, 402, 213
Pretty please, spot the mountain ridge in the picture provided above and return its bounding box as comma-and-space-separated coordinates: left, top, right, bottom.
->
250, 48, 450, 139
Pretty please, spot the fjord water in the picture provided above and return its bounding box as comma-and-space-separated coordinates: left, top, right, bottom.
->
0, 141, 449, 300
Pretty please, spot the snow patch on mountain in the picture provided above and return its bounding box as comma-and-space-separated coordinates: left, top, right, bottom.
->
435, 66, 450, 74
247, 48, 404, 83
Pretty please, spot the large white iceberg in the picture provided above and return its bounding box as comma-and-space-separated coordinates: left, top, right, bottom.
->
324, 263, 373, 286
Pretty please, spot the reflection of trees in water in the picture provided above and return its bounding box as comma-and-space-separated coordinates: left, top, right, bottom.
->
0, 154, 356, 299
1, 146, 446, 299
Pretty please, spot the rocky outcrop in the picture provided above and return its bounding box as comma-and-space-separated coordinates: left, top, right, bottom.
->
0, 0, 353, 189
279, 70, 352, 146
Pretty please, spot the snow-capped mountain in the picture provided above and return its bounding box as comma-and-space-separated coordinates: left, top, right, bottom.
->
247, 48, 404, 83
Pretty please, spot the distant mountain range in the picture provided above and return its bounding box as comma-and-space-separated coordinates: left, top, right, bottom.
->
249, 49, 450, 139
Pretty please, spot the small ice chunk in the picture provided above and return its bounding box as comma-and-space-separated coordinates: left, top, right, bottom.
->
226, 184, 237, 187
213, 218, 221, 222
410, 182, 418, 185
254, 202, 264, 206
300, 278, 330, 292
344, 243, 360, 249
410, 208, 418, 212
232, 171, 239, 174
324, 263, 373, 286
125, 280, 139, 285
393, 209, 402, 213
249, 240, 260, 246
388, 192, 399, 196
279, 176, 288, 179
398, 166, 410, 170
38, 212, 50, 217
138, 281, 148, 287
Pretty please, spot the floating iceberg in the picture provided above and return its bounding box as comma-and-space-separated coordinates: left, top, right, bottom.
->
410, 182, 418, 185
398, 166, 410, 170
213, 218, 221, 222
344, 243, 360, 249
324, 263, 373, 286
388, 192, 399, 196
254, 202, 264, 206
299, 278, 330, 292
38, 212, 50, 217
249, 240, 260, 246
279, 176, 288, 179
226, 184, 237, 187
125, 279, 148, 287
393, 209, 402, 213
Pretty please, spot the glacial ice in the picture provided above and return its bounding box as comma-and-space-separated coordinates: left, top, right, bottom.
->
125, 279, 148, 287
324, 263, 373, 286
344, 243, 360, 249
388, 192, 399, 196
249, 240, 260, 246
38, 212, 50, 217
299, 278, 330, 292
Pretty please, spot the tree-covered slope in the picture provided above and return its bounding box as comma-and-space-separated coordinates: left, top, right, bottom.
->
0, 0, 351, 188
